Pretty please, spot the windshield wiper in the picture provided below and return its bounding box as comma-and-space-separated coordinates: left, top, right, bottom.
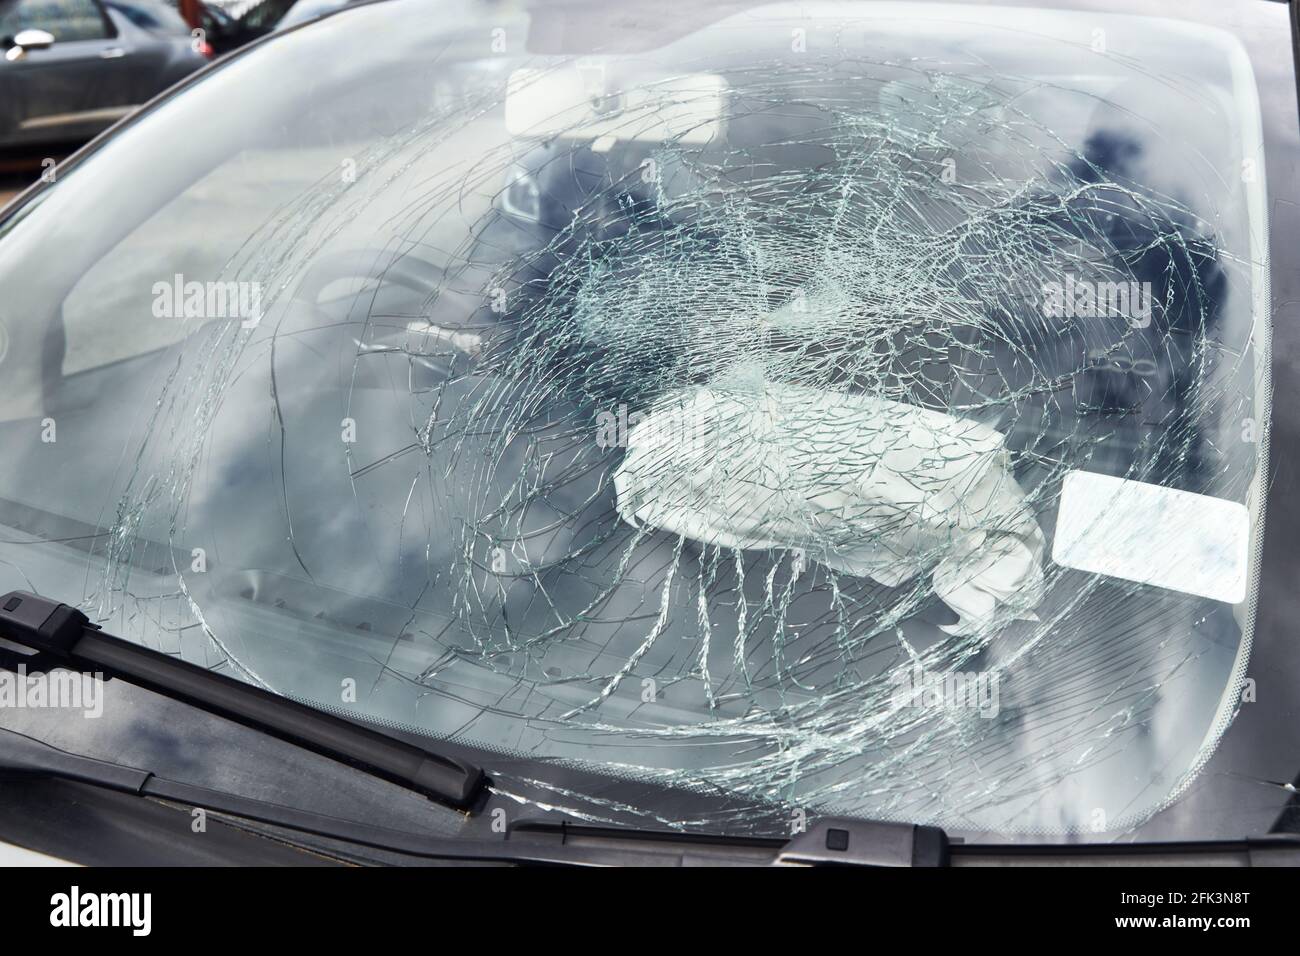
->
0, 727, 878, 866
0, 591, 485, 809
0, 726, 575, 865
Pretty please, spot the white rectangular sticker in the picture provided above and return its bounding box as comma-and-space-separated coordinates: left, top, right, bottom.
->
1052, 471, 1249, 604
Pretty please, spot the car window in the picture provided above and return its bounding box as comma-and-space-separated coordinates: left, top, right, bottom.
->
104, 0, 186, 32
0, 0, 1291, 841
0, 0, 113, 41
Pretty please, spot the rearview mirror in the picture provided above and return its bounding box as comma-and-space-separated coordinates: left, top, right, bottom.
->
5, 28, 56, 62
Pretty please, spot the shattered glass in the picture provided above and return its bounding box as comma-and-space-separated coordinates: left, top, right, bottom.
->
0, 1, 1272, 837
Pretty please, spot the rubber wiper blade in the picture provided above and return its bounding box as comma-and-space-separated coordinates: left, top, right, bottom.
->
0, 591, 486, 809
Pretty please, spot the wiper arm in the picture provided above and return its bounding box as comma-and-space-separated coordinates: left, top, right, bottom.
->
511, 819, 1300, 866
0, 591, 485, 809
508, 818, 951, 866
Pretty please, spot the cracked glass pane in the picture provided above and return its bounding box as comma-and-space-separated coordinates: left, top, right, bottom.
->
0, 0, 1274, 837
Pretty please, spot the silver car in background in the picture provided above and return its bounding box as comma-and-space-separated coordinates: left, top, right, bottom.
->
0, 0, 208, 151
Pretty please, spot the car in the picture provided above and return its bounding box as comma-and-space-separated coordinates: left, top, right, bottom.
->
0, 0, 1297, 870
0, 0, 209, 152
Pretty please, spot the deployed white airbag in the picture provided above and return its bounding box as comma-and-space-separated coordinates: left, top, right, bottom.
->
612, 376, 1045, 634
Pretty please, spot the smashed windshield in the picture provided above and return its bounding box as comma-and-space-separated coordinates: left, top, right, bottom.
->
0, 0, 1274, 838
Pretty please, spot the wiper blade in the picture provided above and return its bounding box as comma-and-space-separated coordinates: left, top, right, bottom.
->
0, 727, 531, 864
0, 591, 486, 809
